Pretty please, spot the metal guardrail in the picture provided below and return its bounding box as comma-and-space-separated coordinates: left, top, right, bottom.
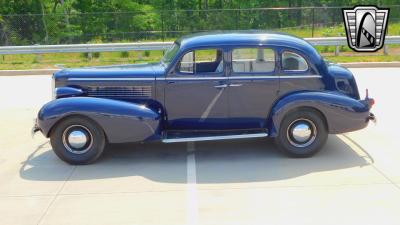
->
305, 36, 400, 55
0, 36, 399, 55
0, 42, 173, 55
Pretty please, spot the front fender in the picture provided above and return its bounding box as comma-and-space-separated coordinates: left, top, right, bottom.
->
37, 97, 161, 143
268, 91, 370, 136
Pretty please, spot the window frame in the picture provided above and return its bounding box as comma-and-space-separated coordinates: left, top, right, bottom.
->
230, 47, 277, 76
174, 47, 225, 76
281, 50, 310, 73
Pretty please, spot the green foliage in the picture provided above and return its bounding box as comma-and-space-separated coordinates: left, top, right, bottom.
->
120, 51, 130, 58
93, 52, 101, 58
0, 1, 399, 45
144, 50, 150, 57
81, 52, 88, 58
32, 54, 40, 63
81, 52, 100, 59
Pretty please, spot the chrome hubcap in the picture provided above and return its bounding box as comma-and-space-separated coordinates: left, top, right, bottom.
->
287, 119, 317, 148
292, 123, 312, 143
68, 130, 88, 149
62, 125, 93, 154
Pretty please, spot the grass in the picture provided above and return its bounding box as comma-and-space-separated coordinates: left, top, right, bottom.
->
326, 55, 400, 63
1, 22, 400, 70
0, 51, 164, 70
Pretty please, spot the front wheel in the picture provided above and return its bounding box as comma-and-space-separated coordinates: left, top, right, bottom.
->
275, 109, 328, 157
50, 116, 106, 165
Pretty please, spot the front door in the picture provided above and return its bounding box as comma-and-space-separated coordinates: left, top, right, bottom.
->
227, 47, 279, 129
164, 48, 229, 130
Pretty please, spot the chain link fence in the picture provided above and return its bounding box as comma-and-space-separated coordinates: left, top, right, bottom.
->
1, 6, 399, 46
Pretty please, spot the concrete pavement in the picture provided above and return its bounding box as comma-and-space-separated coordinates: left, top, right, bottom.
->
0, 68, 400, 225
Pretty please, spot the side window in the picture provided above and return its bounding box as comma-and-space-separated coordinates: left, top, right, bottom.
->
178, 49, 223, 74
232, 48, 275, 73
282, 51, 308, 71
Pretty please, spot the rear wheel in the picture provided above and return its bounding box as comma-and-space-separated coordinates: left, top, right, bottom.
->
275, 109, 328, 157
50, 117, 105, 165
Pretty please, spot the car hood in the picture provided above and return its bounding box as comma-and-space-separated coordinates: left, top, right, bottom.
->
54, 62, 166, 80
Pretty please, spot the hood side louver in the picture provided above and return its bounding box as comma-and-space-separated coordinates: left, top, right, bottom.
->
86, 86, 152, 99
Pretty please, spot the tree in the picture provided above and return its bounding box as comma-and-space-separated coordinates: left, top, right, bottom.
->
0, 0, 397, 45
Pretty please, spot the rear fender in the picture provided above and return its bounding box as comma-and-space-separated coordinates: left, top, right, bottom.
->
37, 97, 161, 143
268, 91, 370, 136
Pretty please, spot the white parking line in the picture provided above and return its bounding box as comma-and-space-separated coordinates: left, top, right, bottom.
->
186, 142, 199, 225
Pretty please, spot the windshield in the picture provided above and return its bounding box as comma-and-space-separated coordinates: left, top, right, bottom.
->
324, 59, 334, 66
161, 43, 180, 66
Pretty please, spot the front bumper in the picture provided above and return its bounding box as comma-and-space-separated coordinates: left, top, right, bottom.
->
31, 118, 40, 137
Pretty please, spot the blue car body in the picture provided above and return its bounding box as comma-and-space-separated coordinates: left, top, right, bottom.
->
35, 31, 374, 145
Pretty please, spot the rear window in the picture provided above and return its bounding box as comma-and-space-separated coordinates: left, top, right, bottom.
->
282, 51, 309, 71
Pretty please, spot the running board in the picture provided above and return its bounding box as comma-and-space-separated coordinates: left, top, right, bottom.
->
162, 132, 268, 143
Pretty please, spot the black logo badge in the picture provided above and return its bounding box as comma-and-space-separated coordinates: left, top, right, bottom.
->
343, 6, 389, 52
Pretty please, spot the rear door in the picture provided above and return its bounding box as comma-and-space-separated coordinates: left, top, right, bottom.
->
278, 49, 324, 97
227, 47, 279, 129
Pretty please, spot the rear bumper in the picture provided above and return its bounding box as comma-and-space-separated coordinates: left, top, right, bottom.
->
368, 112, 377, 123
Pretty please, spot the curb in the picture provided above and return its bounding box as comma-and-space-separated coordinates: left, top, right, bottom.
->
339, 62, 400, 68
0, 69, 59, 76
0, 62, 399, 76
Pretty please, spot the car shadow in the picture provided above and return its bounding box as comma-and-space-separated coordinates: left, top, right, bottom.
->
20, 135, 371, 183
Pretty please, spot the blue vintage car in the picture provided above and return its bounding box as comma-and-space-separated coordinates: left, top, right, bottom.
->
33, 31, 375, 164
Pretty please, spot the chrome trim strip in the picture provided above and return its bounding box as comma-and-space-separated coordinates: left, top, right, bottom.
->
69, 78, 155, 81
69, 75, 322, 82
157, 75, 322, 81
229, 76, 276, 80
280, 75, 322, 79
231, 75, 322, 79
162, 133, 268, 143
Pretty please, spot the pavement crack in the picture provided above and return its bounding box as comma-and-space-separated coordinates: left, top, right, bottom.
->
341, 134, 400, 192
36, 165, 76, 225
370, 164, 400, 191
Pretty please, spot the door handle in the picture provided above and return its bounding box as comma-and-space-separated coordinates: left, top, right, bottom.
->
229, 84, 243, 87
214, 84, 228, 89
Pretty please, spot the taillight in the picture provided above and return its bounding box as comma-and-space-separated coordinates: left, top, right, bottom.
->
369, 98, 375, 107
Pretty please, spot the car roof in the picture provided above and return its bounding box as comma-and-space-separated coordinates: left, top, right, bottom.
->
176, 31, 321, 61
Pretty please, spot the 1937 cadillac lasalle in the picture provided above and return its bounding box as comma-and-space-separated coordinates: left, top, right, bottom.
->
33, 31, 375, 164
